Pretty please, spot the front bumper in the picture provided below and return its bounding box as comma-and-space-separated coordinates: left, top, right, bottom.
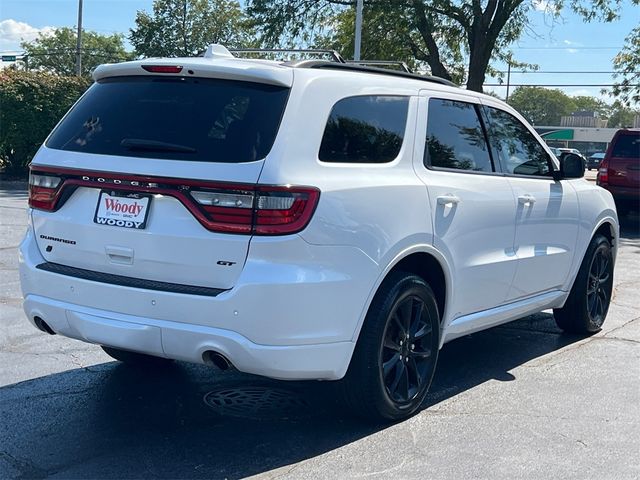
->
19, 226, 379, 380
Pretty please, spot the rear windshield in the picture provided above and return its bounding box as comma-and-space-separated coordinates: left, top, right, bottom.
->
46, 76, 290, 163
611, 132, 640, 160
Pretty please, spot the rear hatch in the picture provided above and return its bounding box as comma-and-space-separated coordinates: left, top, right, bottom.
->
30, 71, 290, 291
606, 131, 640, 188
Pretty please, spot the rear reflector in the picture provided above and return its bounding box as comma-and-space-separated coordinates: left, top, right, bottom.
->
141, 65, 183, 73
28, 166, 320, 236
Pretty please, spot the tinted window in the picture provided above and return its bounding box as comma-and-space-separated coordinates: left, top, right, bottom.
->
611, 133, 640, 159
484, 107, 553, 177
319, 96, 409, 163
47, 76, 290, 163
425, 99, 493, 173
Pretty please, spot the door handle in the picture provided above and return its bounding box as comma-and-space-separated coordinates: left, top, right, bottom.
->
518, 194, 536, 207
436, 194, 461, 206
105, 245, 134, 265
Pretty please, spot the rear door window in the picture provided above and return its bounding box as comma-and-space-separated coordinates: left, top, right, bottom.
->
611, 133, 640, 159
424, 98, 494, 173
46, 76, 290, 163
319, 95, 409, 163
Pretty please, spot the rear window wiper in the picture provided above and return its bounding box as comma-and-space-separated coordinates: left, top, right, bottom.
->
120, 138, 196, 153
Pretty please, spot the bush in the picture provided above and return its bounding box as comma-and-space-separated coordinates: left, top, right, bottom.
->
0, 70, 91, 178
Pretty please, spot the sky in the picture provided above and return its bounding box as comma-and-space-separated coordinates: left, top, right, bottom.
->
1, 0, 638, 101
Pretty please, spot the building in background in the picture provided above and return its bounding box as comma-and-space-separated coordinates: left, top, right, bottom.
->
560, 110, 608, 128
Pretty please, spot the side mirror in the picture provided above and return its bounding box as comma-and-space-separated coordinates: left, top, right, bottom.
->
558, 153, 584, 179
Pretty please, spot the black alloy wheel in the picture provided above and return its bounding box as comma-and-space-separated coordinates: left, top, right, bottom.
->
554, 234, 614, 333
586, 246, 612, 328
381, 295, 435, 404
339, 271, 440, 421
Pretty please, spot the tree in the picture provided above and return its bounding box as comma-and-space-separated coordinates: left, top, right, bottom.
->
611, 25, 640, 106
21, 27, 130, 77
247, 0, 630, 92
507, 87, 575, 125
129, 0, 252, 58
571, 95, 611, 118
0, 70, 90, 177
608, 100, 640, 128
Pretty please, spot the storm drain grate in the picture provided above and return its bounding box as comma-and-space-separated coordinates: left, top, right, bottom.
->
203, 386, 313, 420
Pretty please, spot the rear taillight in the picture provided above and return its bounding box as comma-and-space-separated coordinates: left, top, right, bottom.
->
29, 166, 320, 236
597, 158, 609, 185
29, 171, 62, 210
190, 186, 320, 235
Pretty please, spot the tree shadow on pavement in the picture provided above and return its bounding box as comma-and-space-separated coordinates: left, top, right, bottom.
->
0, 312, 586, 479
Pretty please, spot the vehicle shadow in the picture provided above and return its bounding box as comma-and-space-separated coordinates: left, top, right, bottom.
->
619, 211, 640, 243
0, 312, 585, 479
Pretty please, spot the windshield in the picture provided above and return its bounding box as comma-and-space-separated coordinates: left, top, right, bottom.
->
46, 76, 290, 163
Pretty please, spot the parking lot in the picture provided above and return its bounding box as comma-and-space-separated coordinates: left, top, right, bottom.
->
1, 181, 638, 479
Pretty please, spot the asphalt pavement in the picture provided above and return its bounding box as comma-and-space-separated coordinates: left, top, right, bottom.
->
1, 180, 638, 480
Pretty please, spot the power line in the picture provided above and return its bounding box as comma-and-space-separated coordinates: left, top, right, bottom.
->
513, 46, 622, 50
493, 71, 639, 74
484, 84, 638, 87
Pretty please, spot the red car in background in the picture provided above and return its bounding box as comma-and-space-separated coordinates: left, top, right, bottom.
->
597, 129, 640, 217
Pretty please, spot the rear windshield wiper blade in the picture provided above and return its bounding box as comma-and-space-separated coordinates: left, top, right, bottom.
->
120, 138, 196, 153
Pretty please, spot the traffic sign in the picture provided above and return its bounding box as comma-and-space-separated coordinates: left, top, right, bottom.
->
1, 56, 17, 62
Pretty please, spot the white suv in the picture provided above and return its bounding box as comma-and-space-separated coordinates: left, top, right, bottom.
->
20, 45, 618, 420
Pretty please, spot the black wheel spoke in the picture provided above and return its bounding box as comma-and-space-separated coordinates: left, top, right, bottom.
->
599, 273, 610, 284
409, 357, 422, 390
410, 347, 432, 359
412, 319, 432, 339
388, 360, 404, 396
392, 313, 406, 337
399, 298, 412, 336
596, 294, 603, 318
383, 336, 402, 352
399, 363, 410, 401
588, 291, 598, 317
410, 299, 424, 328
383, 353, 401, 378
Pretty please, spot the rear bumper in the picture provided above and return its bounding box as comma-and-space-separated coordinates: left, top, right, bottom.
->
600, 184, 639, 202
23, 294, 353, 380
19, 225, 380, 380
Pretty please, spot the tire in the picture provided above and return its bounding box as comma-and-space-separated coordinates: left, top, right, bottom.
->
101, 346, 173, 366
339, 271, 440, 421
554, 234, 614, 334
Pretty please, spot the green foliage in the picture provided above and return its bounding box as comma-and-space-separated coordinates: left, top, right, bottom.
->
571, 95, 611, 117
611, 25, 640, 106
0, 70, 91, 177
507, 87, 576, 125
247, 0, 629, 92
21, 27, 130, 77
608, 101, 640, 128
129, 0, 252, 57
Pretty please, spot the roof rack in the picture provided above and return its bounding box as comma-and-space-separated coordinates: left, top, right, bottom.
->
346, 60, 413, 73
291, 60, 458, 88
229, 48, 346, 64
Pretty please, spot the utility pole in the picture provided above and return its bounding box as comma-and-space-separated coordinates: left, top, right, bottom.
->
75, 0, 83, 76
354, 0, 363, 61
505, 62, 511, 101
